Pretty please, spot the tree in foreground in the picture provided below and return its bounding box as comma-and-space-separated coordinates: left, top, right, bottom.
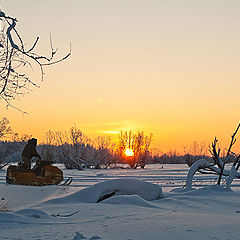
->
117, 130, 152, 168
0, 10, 70, 110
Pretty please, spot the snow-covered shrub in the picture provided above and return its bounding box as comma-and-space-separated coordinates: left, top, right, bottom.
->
185, 123, 240, 189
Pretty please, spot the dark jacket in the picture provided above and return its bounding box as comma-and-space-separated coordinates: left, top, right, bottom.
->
21, 138, 41, 160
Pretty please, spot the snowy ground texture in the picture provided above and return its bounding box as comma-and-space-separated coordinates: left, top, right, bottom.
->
1, 164, 240, 240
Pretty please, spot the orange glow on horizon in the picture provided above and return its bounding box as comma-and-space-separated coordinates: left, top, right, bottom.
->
1, 2, 240, 154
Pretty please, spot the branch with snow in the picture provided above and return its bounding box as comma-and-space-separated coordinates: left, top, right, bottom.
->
185, 159, 212, 190
186, 123, 240, 190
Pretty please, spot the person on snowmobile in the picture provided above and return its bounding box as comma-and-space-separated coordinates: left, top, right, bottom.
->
21, 138, 41, 169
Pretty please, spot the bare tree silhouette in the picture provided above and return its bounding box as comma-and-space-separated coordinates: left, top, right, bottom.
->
117, 130, 152, 168
0, 10, 71, 111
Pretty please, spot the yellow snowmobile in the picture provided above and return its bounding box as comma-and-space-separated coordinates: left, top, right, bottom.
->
6, 160, 64, 186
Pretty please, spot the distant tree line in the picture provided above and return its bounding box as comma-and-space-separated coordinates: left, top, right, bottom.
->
39, 127, 119, 170
0, 117, 236, 170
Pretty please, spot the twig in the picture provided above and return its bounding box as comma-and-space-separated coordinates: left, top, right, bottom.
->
52, 210, 79, 218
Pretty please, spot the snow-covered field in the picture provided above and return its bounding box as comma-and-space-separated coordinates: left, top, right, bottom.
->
1, 164, 240, 240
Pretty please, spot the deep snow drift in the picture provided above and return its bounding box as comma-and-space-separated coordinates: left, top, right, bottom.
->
45, 178, 163, 204
1, 164, 240, 240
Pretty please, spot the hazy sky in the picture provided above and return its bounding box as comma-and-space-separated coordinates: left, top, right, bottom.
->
0, 1, 240, 152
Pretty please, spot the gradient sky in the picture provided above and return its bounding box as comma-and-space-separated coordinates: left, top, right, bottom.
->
0, 1, 240, 152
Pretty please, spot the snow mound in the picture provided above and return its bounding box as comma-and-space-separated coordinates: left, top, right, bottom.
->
46, 179, 163, 204
14, 208, 51, 219
0, 209, 52, 224
101, 194, 161, 209
0, 184, 58, 209
0, 212, 22, 223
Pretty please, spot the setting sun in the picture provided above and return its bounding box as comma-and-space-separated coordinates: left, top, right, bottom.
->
125, 148, 134, 157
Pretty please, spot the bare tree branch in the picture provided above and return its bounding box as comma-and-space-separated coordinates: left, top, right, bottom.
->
217, 123, 240, 184
0, 10, 71, 109
188, 123, 240, 189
